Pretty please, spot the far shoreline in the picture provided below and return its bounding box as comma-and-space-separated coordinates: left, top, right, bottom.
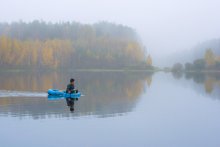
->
1, 67, 219, 74
0, 68, 158, 73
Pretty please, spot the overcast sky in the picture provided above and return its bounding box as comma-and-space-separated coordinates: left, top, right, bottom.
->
0, 0, 220, 62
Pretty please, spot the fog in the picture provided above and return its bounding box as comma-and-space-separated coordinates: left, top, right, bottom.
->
0, 0, 220, 66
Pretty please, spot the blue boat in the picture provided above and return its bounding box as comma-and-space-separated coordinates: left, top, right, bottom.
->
47, 89, 81, 99
47, 95, 65, 100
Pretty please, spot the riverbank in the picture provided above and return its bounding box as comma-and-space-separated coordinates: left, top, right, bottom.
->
0, 68, 159, 73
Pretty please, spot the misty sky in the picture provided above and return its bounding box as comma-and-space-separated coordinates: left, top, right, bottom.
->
0, 0, 220, 62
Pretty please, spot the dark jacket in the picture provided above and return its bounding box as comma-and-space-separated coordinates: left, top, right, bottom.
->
66, 84, 75, 93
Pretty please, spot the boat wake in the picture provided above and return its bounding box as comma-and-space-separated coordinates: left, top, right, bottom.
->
0, 90, 47, 98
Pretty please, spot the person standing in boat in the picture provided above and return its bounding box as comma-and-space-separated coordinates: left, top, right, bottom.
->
66, 78, 78, 93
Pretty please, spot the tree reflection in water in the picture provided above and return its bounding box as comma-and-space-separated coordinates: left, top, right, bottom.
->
0, 71, 153, 119
172, 72, 220, 100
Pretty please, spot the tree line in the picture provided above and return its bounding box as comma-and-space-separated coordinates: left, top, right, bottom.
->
171, 49, 220, 72
0, 21, 151, 69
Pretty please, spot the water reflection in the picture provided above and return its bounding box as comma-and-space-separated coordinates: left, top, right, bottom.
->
0, 71, 153, 119
66, 98, 75, 112
172, 72, 220, 100
48, 95, 78, 112
172, 71, 183, 79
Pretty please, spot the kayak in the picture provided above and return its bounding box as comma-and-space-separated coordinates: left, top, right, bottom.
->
47, 95, 79, 101
47, 89, 81, 98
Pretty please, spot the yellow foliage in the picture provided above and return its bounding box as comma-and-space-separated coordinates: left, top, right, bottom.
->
215, 56, 220, 62
205, 49, 215, 66
0, 35, 146, 69
146, 55, 152, 66
146, 77, 152, 87
204, 78, 214, 93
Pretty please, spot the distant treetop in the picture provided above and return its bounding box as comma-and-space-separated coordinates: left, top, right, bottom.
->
0, 20, 138, 42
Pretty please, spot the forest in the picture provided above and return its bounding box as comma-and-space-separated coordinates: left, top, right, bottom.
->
0, 21, 151, 69
185, 49, 220, 71
171, 49, 220, 72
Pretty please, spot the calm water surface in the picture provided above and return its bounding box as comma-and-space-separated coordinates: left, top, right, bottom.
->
0, 71, 220, 147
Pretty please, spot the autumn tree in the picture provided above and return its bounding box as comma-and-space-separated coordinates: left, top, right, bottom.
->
193, 59, 205, 70
172, 63, 183, 73
205, 49, 215, 67
146, 55, 152, 66
185, 62, 193, 71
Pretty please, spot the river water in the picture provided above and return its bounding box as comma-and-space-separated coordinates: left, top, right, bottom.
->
0, 71, 219, 147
